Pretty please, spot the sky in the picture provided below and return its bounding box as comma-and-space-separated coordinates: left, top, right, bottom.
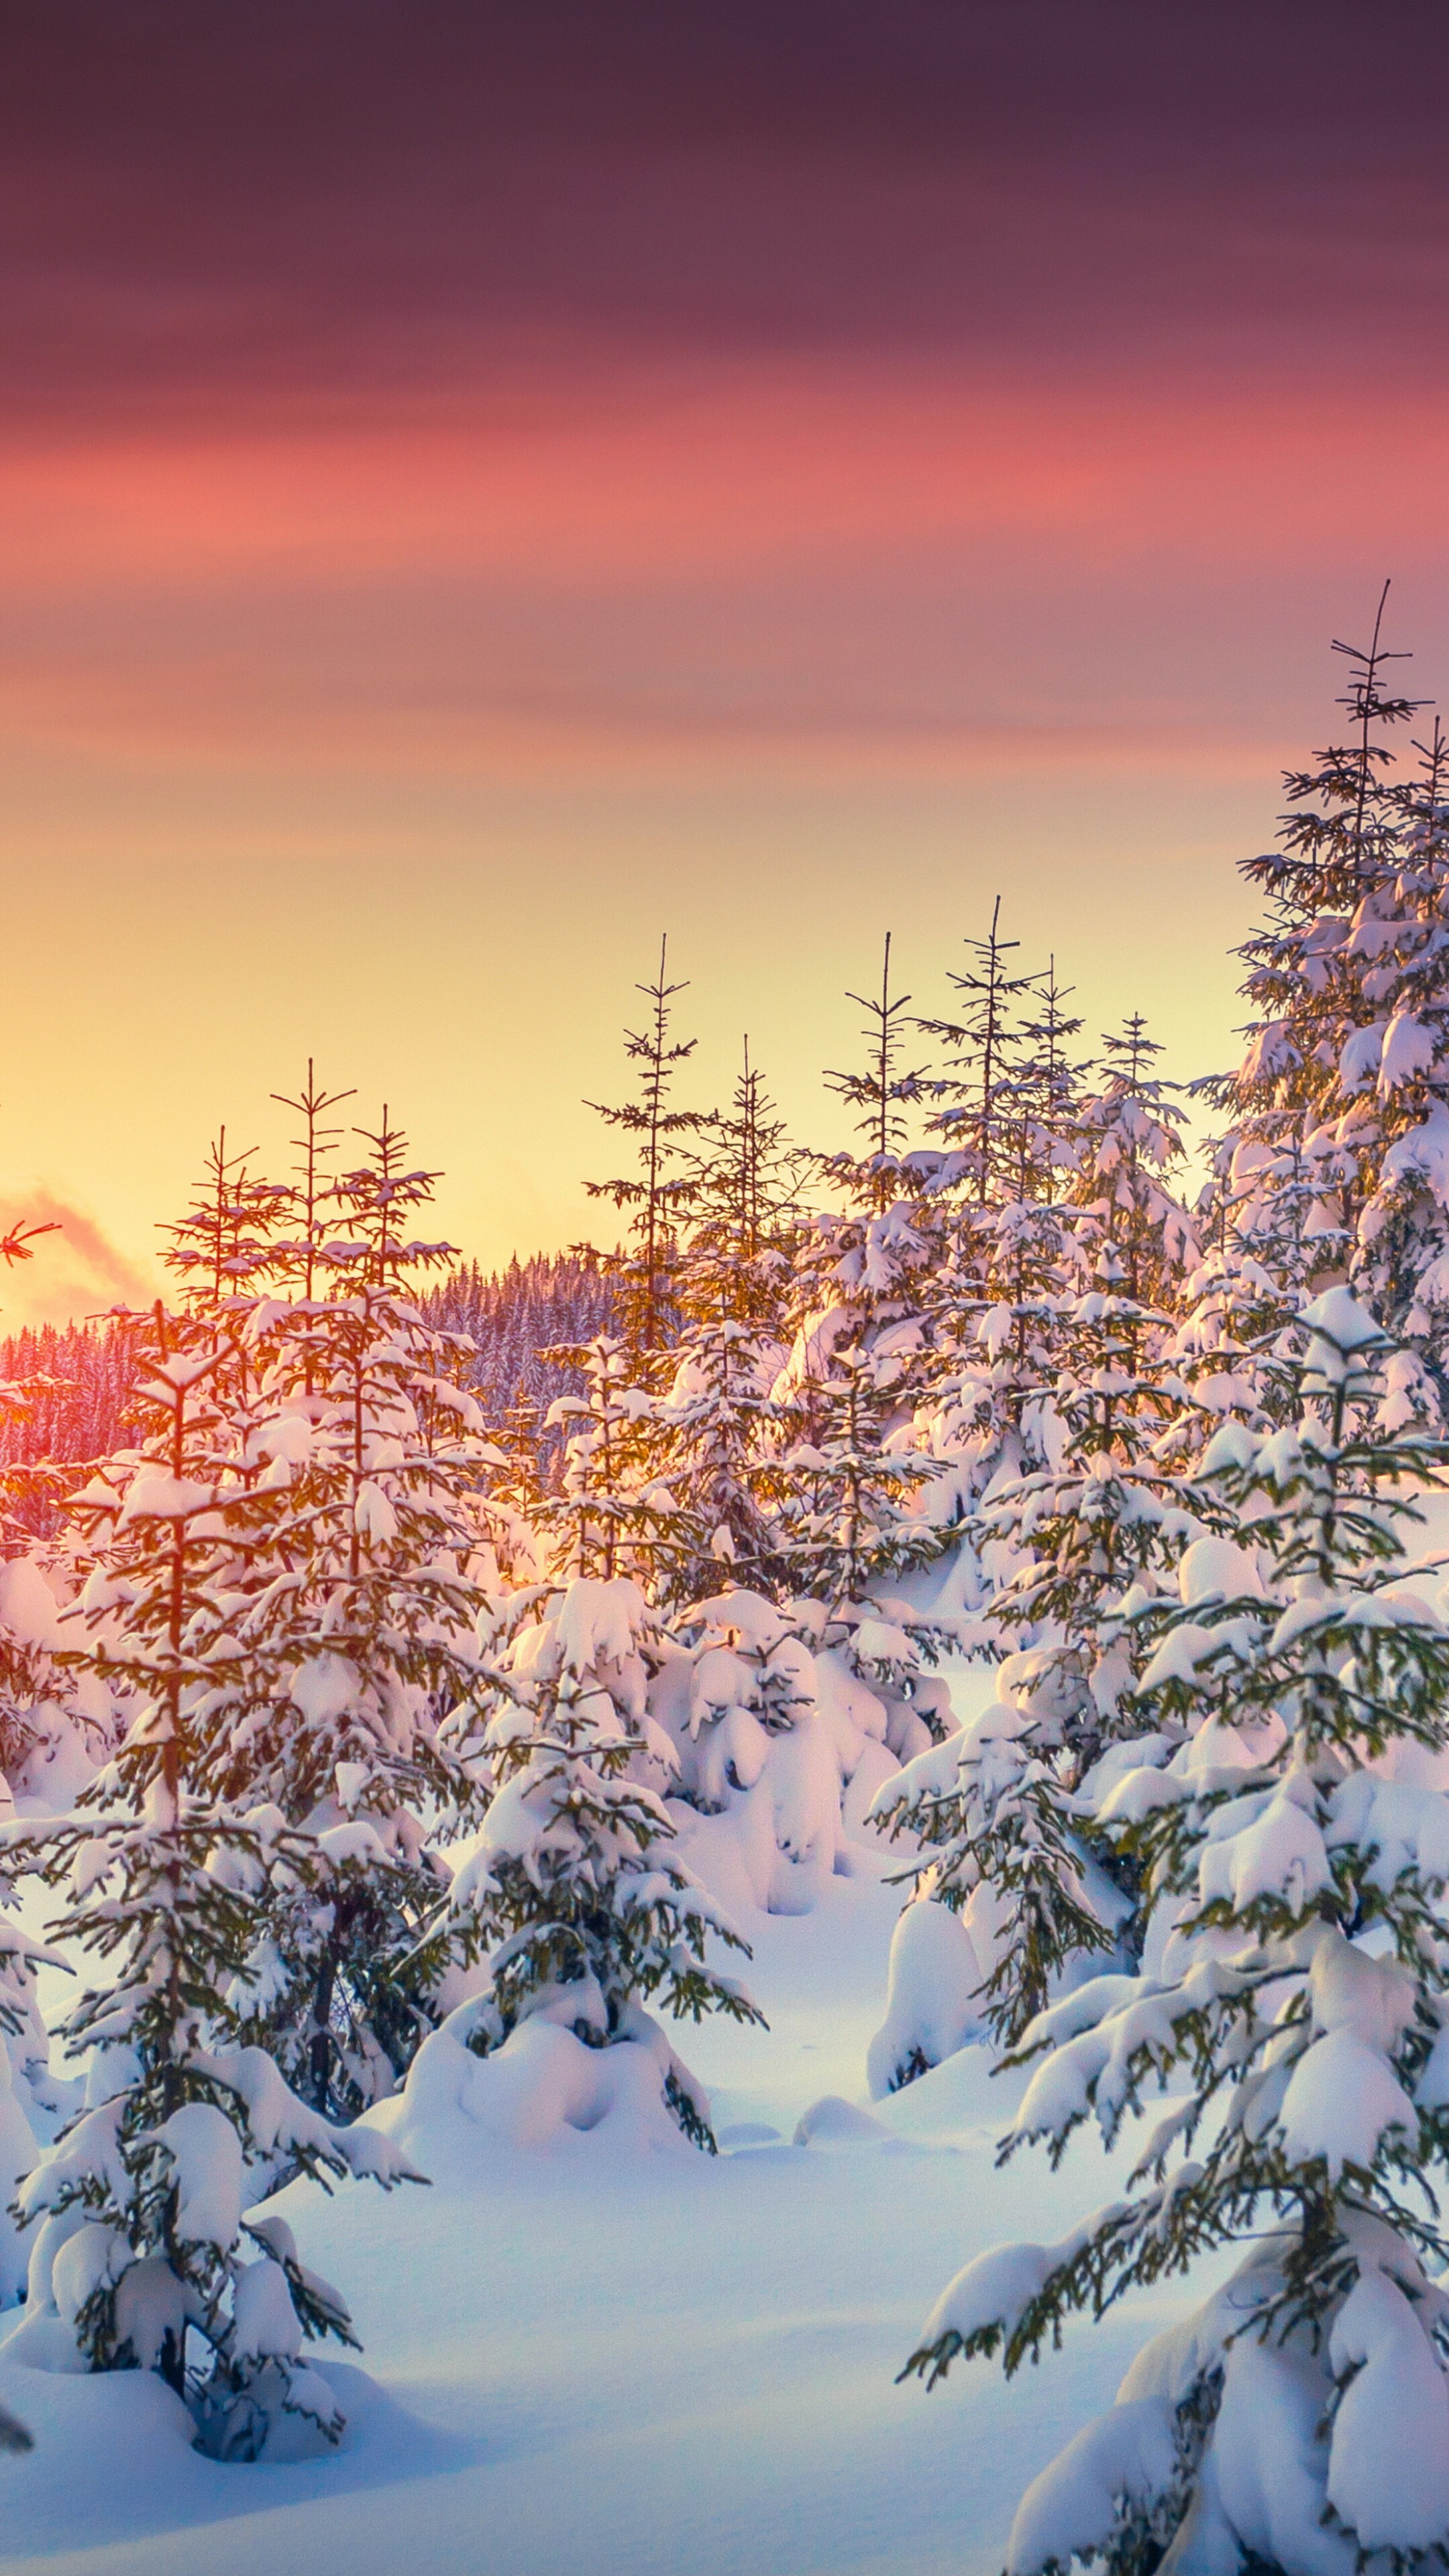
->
3, 0, 1449, 1327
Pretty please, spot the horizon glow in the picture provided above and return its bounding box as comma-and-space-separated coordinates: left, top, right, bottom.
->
3, 1, 1448, 1329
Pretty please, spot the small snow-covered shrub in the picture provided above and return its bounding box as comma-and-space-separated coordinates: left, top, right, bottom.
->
422, 1576, 764, 2150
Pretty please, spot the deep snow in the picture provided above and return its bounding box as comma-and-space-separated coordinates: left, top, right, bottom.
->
0, 1873, 1199, 2576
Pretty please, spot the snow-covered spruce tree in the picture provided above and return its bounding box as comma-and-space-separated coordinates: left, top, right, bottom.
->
867, 1644, 1124, 2078
904, 1291, 1449, 2575
1334, 716, 1449, 1419
471, 1389, 549, 1599
585, 936, 707, 1367
773, 936, 951, 1607
773, 1338, 939, 1613
916, 894, 1040, 1223
0, 1532, 118, 1808
0, 1762, 72, 2306
867, 1282, 1172, 2089
974, 1012, 1201, 1737
162, 1126, 288, 1323
417, 1575, 764, 2148
1200, 587, 1423, 1319
645, 1042, 800, 1605
6, 1309, 417, 2458
910, 954, 1089, 1579
202, 1111, 494, 2121
822, 930, 934, 1218
266, 1061, 356, 1316
537, 1331, 669, 1587
1067, 1016, 1199, 1311
868, 1040, 1204, 2073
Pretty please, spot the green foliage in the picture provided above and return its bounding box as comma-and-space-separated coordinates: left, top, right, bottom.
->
425, 1577, 765, 2148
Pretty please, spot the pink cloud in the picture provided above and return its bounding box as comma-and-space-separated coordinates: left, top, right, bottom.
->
0, 1193, 155, 1336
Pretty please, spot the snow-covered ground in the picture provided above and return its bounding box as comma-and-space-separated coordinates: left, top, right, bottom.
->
0, 1874, 1191, 2576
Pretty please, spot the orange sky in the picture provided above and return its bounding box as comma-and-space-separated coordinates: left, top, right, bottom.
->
3, 3, 1448, 1329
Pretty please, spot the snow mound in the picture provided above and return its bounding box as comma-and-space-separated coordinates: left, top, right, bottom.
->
362, 2010, 700, 2178
867, 1897, 984, 2099
792, 2095, 892, 2147
873, 2039, 1030, 2143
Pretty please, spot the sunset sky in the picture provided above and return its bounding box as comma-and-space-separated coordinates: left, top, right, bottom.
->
3, 0, 1449, 1326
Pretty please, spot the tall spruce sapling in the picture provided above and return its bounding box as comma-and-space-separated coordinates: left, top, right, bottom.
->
206, 1111, 494, 2119
912, 957, 1089, 1556
869, 1173, 1179, 2068
585, 936, 707, 1364
1203, 587, 1424, 1313
268, 1063, 357, 1313
423, 1575, 765, 2149
808, 933, 955, 1378
539, 1332, 667, 1587
7, 1307, 418, 2459
651, 1041, 801, 1602
824, 931, 932, 1214
1335, 716, 1449, 1419
975, 1012, 1201, 1745
918, 897, 1039, 1212
902, 1291, 1449, 2575
1067, 1018, 1198, 1309
871, 1026, 1207, 2059
162, 1128, 288, 1324
774, 938, 950, 1605
773, 1340, 938, 1614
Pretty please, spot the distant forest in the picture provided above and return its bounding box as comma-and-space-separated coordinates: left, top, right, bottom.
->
0, 1252, 613, 1527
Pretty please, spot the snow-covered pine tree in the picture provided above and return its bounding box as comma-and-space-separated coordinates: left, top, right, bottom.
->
917, 896, 1039, 1213
649, 1042, 800, 1603
910, 955, 1089, 1570
867, 1644, 1122, 2072
822, 930, 931, 1217
1201, 585, 1424, 1320
6, 1305, 417, 2458
537, 1332, 667, 1588
903, 1290, 1449, 2575
419, 1574, 764, 2149
775, 1339, 938, 1613
585, 936, 706, 1366
267, 1061, 356, 1315
1067, 1016, 1199, 1310
1331, 714, 1449, 1423
973, 1022, 1201, 1762
773, 937, 947, 1608
870, 1023, 1203, 2064
0, 1536, 115, 1809
203, 1110, 494, 2120
162, 1127, 287, 1322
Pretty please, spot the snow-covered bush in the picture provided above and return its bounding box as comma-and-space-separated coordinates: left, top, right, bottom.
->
0, 1547, 115, 1805
419, 1576, 763, 2149
649, 1587, 954, 1919
868, 1648, 1126, 2078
